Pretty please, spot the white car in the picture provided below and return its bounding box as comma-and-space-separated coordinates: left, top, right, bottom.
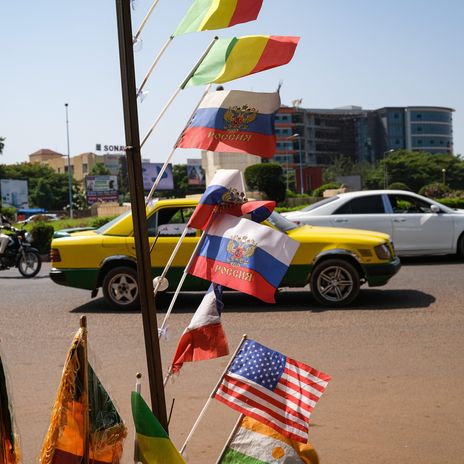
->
282, 190, 464, 258
18, 213, 60, 225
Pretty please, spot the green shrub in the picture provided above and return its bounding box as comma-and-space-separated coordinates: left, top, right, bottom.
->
436, 197, 464, 209
312, 182, 341, 198
388, 182, 411, 191
0, 206, 16, 221
30, 223, 55, 254
89, 216, 117, 228
419, 183, 450, 199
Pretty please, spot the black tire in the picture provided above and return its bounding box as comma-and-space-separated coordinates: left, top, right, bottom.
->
102, 266, 140, 310
310, 258, 360, 307
17, 250, 42, 278
457, 234, 464, 259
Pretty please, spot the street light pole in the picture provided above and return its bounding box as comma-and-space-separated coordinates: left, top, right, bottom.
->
64, 103, 73, 219
383, 149, 394, 189
298, 135, 304, 194
442, 168, 446, 185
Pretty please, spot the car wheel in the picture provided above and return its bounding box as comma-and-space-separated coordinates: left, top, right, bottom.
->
458, 234, 464, 259
17, 250, 42, 277
102, 266, 139, 310
310, 258, 360, 307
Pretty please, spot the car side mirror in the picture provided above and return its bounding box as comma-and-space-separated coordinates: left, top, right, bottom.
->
430, 204, 440, 213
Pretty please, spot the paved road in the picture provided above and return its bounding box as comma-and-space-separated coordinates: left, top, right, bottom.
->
1, 258, 463, 463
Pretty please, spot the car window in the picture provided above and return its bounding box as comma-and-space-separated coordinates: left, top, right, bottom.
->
388, 194, 434, 214
266, 211, 298, 232
334, 195, 385, 214
147, 207, 197, 237
299, 196, 339, 212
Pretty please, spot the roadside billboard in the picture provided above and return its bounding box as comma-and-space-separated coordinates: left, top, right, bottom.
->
85, 175, 119, 204
0, 179, 29, 208
187, 159, 205, 186
141, 163, 174, 191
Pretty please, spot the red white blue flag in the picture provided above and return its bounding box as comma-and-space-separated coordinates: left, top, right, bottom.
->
170, 283, 228, 374
177, 90, 281, 158
188, 169, 275, 230
214, 339, 331, 443
188, 214, 299, 303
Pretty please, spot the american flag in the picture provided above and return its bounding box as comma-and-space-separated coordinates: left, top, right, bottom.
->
214, 339, 331, 443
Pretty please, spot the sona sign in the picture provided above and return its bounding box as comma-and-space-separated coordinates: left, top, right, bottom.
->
95, 144, 125, 152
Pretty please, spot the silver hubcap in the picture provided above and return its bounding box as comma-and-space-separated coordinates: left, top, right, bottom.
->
108, 273, 138, 305
316, 265, 354, 302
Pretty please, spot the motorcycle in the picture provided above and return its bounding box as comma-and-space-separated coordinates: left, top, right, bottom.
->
0, 226, 42, 277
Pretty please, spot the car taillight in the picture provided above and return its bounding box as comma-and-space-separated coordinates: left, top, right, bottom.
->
50, 248, 61, 262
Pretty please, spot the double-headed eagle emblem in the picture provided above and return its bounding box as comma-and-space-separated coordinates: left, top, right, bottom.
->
226, 234, 257, 267
224, 104, 258, 131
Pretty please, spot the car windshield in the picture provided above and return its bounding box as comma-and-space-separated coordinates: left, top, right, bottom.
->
266, 211, 299, 232
96, 210, 132, 234
299, 196, 339, 212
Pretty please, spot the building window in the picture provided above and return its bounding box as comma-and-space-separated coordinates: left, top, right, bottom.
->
83, 163, 88, 173
417, 127, 422, 131
394, 113, 399, 119
416, 114, 422, 119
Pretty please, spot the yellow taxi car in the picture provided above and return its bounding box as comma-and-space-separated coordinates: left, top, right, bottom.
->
50, 198, 400, 309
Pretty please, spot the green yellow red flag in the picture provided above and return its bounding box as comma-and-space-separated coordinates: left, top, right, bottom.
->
173, 0, 263, 36
183, 35, 299, 87
38, 327, 127, 464
131, 391, 186, 464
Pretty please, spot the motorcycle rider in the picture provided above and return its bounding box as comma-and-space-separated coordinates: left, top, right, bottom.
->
0, 213, 12, 261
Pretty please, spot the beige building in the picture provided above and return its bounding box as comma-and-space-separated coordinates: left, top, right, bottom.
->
201, 150, 262, 186
28, 149, 123, 181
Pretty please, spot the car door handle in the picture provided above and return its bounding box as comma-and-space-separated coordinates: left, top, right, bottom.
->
334, 219, 348, 223
393, 218, 406, 223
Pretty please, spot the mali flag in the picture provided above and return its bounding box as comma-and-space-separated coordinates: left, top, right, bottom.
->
131, 391, 185, 464
39, 327, 127, 464
184, 35, 299, 87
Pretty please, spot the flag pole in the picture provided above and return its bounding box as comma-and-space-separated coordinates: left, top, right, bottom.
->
145, 83, 212, 203
215, 414, 244, 464
158, 228, 208, 337
137, 36, 173, 95
179, 335, 248, 455
80, 316, 90, 464
133, 0, 161, 42
115, 0, 169, 431
140, 36, 218, 148
134, 372, 142, 464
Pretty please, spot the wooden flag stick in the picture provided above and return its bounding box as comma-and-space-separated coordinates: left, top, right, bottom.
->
140, 36, 217, 148
215, 414, 245, 464
179, 335, 247, 455
133, 0, 161, 42
80, 316, 90, 464
134, 372, 142, 464
137, 36, 173, 95
158, 229, 207, 337
145, 82, 212, 202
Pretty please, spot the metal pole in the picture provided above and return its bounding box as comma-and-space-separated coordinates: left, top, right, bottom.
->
64, 103, 73, 218
298, 135, 304, 194
115, 0, 168, 431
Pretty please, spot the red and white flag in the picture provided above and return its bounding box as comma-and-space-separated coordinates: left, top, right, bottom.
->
214, 339, 331, 443
170, 283, 228, 374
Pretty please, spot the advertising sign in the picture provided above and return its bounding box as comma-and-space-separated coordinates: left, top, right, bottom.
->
141, 163, 174, 191
0, 179, 29, 208
86, 175, 119, 204
187, 159, 206, 186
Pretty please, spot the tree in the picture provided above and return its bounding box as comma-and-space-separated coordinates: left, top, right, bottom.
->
90, 162, 111, 175
244, 163, 286, 202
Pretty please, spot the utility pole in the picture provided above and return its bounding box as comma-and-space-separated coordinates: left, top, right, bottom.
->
65, 103, 73, 218
115, 0, 168, 430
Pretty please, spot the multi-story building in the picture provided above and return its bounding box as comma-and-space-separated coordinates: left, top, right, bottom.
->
28, 149, 123, 181
274, 105, 454, 192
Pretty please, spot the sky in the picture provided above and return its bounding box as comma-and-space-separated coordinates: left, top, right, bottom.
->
1, 0, 463, 167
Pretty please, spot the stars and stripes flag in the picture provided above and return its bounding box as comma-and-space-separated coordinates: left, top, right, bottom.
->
214, 339, 331, 443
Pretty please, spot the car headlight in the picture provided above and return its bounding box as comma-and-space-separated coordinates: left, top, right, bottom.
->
374, 243, 392, 260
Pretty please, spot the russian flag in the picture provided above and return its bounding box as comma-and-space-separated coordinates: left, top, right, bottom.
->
171, 283, 228, 374
188, 214, 299, 303
188, 169, 245, 230
177, 90, 281, 158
